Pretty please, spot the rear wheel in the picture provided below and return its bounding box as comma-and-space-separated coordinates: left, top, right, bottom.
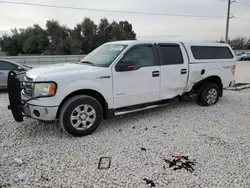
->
59, 95, 103, 137
197, 83, 220, 106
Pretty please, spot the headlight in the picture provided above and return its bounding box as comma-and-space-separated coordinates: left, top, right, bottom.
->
33, 83, 57, 98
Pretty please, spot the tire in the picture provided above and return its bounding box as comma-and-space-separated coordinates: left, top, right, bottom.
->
59, 95, 103, 137
197, 83, 220, 106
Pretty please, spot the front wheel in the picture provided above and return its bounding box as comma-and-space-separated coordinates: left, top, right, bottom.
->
59, 95, 103, 137
197, 83, 220, 106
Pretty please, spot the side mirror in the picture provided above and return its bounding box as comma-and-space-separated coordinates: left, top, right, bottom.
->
116, 60, 136, 72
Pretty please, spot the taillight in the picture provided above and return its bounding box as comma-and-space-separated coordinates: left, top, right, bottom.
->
232, 65, 236, 75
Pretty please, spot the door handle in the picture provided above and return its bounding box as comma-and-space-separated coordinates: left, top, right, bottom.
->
152, 71, 160, 77
181, 69, 187, 74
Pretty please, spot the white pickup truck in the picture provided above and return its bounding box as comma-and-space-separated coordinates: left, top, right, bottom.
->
7, 41, 236, 137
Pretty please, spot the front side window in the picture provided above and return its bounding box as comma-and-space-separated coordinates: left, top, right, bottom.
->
0, 61, 18, 70
80, 44, 127, 67
121, 45, 155, 69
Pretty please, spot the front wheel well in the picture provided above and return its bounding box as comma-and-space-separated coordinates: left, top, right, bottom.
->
192, 76, 223, 97
56, 89, 108, 119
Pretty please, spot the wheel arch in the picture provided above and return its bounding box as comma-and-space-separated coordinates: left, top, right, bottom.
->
56, 89, 109, 119
192, 76, 223, 97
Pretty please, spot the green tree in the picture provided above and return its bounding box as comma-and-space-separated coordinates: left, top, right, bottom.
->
70, 24, 83, 54
22, 24, 49, 54
0, 18, 137, 55
245, 39, 250, 49
71, 17, 98, 54
0, 28, 23, 55
230, 37, 247, 50
109, 21, 126, 41
118, 21, 136, 40
108, 21, 136, 41
80, 17, 98, 53
96, 18, 111, 46
44, 20, 72, 55
218, 37, 250, 50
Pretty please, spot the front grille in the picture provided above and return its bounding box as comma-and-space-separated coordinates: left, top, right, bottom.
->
24, 76, 33, 81
23, 76, 33, 98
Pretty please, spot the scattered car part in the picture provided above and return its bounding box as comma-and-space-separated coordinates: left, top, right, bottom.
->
164, 155, 196, 173
143, 178, 156, 187
98, 157, 111, 170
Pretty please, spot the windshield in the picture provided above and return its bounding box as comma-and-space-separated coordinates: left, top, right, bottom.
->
80, 43, 128, 67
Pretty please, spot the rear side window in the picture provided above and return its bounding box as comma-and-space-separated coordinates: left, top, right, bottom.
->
191, 46, 233, 59
160, 44, 183, 65
159, 45, 183, 65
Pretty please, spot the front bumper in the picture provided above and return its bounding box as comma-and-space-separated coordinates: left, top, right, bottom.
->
7, 71, 58, 122
23, 104, 58, 121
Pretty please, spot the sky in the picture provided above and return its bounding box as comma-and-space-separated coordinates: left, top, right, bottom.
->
0, 0, 250, 41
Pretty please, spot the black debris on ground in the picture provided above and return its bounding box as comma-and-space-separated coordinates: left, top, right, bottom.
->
41, 174, 49, 181
232, 83, 250, 87
98, 157, 112, 170
144, 128, 148, 131
143, 178, 156, 187
153, 126, 157, 128
163, 155, 196, 173
132, 126, 135, 129
141, 148, 146, 152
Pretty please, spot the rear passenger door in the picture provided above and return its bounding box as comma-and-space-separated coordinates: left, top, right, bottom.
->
157, 43, 189, 99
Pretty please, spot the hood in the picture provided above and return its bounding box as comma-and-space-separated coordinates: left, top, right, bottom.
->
26, 63, 99, 81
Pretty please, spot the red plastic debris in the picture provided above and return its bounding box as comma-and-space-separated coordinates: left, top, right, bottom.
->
172, 155, 183, 159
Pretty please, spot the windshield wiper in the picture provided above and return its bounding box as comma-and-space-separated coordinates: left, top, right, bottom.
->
80, 61, 94, 66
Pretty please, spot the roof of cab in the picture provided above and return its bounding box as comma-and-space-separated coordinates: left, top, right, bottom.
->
106, 40, 154, 45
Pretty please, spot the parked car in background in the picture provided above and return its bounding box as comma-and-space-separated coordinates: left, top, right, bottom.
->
241, 52, 250, 61
235, 52, 244, 61
0, 59, 31, 89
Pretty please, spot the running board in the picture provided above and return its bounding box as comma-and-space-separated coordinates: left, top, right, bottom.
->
114, 103, 168, 116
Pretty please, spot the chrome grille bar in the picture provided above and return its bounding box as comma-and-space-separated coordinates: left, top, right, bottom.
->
23, 76, 33, 98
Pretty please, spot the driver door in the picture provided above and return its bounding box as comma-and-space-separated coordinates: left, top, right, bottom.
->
112, 44, 160, 108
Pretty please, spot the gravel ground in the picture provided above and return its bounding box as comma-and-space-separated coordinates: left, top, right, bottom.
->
235, 61, 250, 83
1, 89, 250, 188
